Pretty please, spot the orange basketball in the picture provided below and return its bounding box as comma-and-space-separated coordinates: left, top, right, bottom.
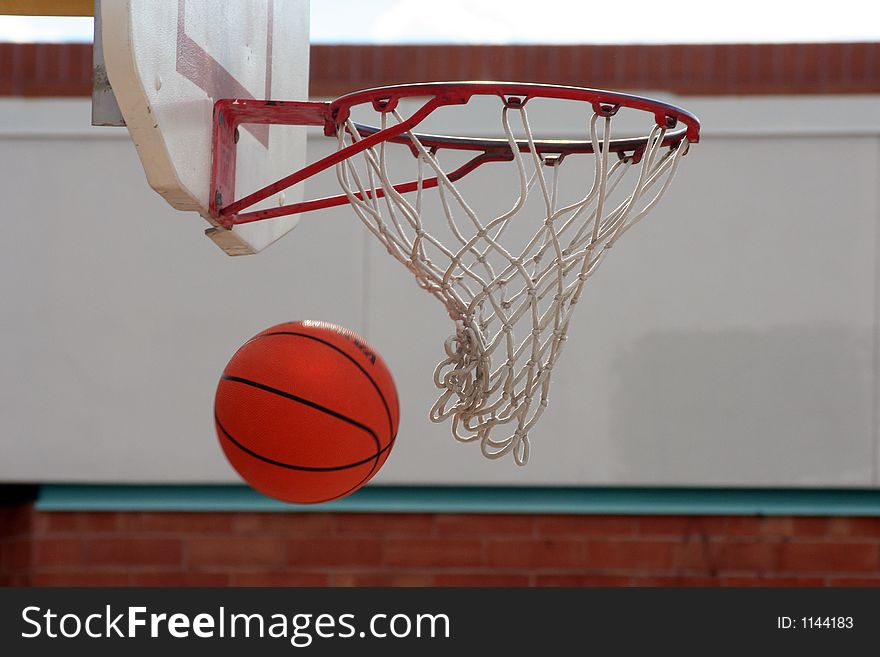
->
214, 321, 399, 504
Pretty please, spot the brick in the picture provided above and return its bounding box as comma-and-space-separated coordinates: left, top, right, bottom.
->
586, 540, 675, 571
0, 45, 12, 95
35, 512, 120, 534
481, 45, 506, 81
34, 513, 78, 534
131, 572, 231, 586
789, 518, 829, 536
637, 516, 702, 536
850, 42, 878, 87
632, 576, 722, 587
535, 574, 630, 587
611, 44, 629, 85
665, 45, 687, 89
334, 513, 434, 537
823, 42, 847, 92
288, 538, 382, 567
723, 517, 793, 536
34, 539, 84, 567
707, 541, 782, 572
691, 517, 731, 536
233, 513, 334, 536
673, 539, 712, 572
587, 45, 612, 85
386, 539, 482, 568
232, 572, 330, 586
826, 577, 880, 587
5, 540, 32, 570
678, 516, 793, 538
30, 571, 132, 586
780, 542, 879, 573
435, 515, 533, 536
486, 539, 586, 569
776, 44, 804, 94
76, 513, 123, 533
722, 576, 825, 587
0, 507, 34, 537
434, 572, 531, 586
536, 516, 635, 537
330, 572, 435, 587
87, 539, 181, 566
826, 518, 880, 538
128, 512, 234, 534
188, 538, 285, 567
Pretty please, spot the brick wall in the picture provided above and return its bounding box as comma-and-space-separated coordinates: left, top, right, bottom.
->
2, 506, 879, 586
1, 42, 879, 97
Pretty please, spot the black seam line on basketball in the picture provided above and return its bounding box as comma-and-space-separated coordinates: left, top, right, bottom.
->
335, 432, 399, 500
249, 330, 395, 438
252, 330, 394, 437
221, 373, 382, 451
219, 370, 387, 462
215, 413, 393, 472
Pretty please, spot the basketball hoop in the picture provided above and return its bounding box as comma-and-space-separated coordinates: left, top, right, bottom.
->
210, 82, 701, 465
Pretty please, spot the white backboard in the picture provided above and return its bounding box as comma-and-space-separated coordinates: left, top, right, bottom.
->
100, 0, 310, 255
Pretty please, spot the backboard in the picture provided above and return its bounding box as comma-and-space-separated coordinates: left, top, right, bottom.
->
98, 0, 309, 255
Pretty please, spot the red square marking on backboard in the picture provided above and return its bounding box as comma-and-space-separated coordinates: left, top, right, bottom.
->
175, 0, 272, 147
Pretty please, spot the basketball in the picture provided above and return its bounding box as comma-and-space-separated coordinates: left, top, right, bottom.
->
214, 321, 399, 504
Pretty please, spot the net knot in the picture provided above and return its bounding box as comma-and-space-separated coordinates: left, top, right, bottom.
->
431, 320, 491, 421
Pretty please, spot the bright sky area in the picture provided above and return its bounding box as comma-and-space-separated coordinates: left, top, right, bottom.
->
0, 0, 878, 44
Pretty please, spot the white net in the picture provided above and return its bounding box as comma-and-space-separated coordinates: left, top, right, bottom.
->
334, 96, 689, 465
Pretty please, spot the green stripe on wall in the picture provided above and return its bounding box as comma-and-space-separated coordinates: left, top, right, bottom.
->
35, 485, 880, 516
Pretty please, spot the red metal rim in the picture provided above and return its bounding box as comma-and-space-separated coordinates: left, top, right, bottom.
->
210, 82, 701, 228
330, 81, 701, 156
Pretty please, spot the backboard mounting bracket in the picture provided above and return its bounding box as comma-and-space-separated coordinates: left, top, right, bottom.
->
91, 0, 125, 127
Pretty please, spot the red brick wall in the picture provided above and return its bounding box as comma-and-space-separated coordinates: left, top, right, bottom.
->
0, 43, 92, 96
2, 42, 879, 98
2, 506, 879, 586
311, 43, 880, 97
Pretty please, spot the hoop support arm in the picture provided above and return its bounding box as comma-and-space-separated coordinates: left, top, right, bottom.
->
210, 97, 451, 229
210, 99, 332, 226
226, 151, 513, 226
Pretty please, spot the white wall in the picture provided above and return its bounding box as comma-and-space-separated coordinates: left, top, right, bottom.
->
1, 94, 878, 487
